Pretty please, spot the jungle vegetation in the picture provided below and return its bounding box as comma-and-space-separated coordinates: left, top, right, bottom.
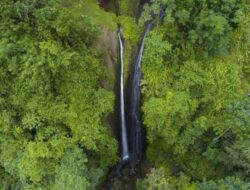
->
0, 0, 249, 189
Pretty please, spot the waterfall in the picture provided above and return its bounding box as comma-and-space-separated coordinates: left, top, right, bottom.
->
130, 22, 153, 168
118, 29, 130, 161
117, 19, 154, 171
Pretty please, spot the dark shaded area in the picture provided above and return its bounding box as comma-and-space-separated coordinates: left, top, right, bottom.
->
127, 22, 154, 171
99, 161, 152, 190
98, 0, 119, 14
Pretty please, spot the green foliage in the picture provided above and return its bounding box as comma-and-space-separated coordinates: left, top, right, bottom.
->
137, 168, 250, 190
182, 177, 250, 190
140, 0, 249, 56
0, 0, 249, 189
118, 0, 140, 16
83, 0, 117, 29
118, 16, 141, 45
137, 168, 172, 190
0, 0, 118, 189
53, 146, 103, 190
140, 0, 250, 182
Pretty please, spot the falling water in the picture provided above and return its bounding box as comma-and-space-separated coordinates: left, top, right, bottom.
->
130, 22, 153, 168
118, 29, 130, 161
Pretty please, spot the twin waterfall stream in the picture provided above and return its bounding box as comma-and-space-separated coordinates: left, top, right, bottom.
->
117, 22, 153, 172
100, 3, 156, 189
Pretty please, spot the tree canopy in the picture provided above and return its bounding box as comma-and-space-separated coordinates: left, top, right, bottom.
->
139, 0, 250, 187
0, 0, 118, 189
0, 0, 249, 189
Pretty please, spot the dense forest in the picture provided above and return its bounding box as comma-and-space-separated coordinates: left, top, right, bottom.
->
0, 0, 249, 190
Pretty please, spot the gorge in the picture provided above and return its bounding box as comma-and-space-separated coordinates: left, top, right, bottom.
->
0, 1, 249, 190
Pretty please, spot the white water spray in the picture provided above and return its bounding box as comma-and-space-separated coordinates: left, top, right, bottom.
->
118, 30, 130, 161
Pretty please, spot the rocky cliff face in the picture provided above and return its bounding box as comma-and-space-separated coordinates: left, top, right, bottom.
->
94, 27, 118, 91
